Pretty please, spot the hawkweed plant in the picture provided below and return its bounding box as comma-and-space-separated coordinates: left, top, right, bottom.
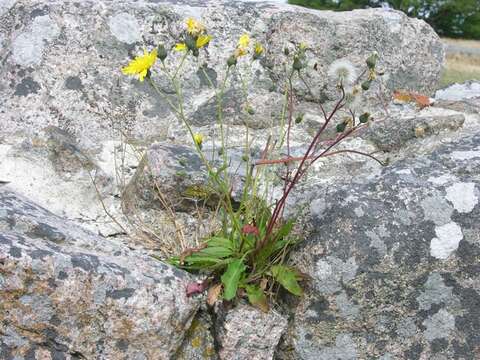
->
121, 18, 384, 312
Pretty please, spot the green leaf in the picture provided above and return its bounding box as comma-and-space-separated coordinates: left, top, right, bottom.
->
245, 285, 269, 312
271, 265, 303, 296
206, 237, 233, 249
275, 219, 295, 241
221, 259, 246, 300
198, 246, 233, 258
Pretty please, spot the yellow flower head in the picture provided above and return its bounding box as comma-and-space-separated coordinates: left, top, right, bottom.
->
186, 17, 205, 35
254, 42, 264, 56
238, 34, 250, 49
196, 35, 212, 49
174, 43, 188, 52
193, 133, 204, 147
121, 48, 158, 82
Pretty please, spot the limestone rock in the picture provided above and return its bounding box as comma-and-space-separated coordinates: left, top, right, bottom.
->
124, 142, 250, 213
215, 302, 288, 360
176, 310, 218, 360
364, 107, 465, 152
0, 188, 201, 359
287, 132, 480, 359
434, 81, 480, 114
0, 0, 444, 147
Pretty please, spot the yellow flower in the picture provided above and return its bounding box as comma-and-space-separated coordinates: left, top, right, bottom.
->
175, 43, 188, 52
121, 48, 158, 82
186, 17, 205, 35
196, 35, 212, 49
254, 42, 263, 56
238, 34, 250, 48
193, 133, 204, 147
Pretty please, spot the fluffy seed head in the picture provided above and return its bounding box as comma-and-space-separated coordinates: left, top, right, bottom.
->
328, 59, 358, 85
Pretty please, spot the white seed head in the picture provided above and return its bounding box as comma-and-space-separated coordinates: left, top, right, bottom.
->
328, 59, 358, 85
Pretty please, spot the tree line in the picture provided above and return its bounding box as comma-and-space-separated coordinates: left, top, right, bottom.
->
288, 0, 480, 39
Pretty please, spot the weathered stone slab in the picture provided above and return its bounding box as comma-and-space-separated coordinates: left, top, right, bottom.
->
123, 142, 250, 212
215, 302, 288, 360
0, 0, 444, 148
286, 132, 480, 359
0, 187, 201, 359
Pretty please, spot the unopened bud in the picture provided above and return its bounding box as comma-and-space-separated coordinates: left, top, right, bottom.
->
359, 112, 370, 123
157, 44, 168, 61
361, 80, 371, 91
293, 56, 304, 71
227, 55, 237, 67
185, 36, 196, 51
336, 122, 347, 133
295, 113, 304, 124
366, 52, 378, 69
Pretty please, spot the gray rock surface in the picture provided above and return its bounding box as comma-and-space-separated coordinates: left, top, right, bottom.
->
0, 0, 445, 240
124, 142, 251, 213
0, 187, 201, 359
216, 303, 288, 360
176, 310, 218, 360
4, 1, 479, 359
0, 0, 443, 147
285, 131, 480, 359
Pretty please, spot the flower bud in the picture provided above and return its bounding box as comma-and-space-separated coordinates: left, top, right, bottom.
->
295, 113, 304, 124
193, 133, 204, 148
336, 122, 347, 133
185, 36, 197, 51
192, 48, 199, 57
157, 44, 168, 61
284, 47, 290, 56
246, 106, 255, 115
366, 53, 378, 69
359, 112, 370, 123
292, 56, 304, 71
227, 55, 237, 67
361, 80, 371, 91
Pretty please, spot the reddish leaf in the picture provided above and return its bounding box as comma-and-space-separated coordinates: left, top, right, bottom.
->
242, 224, 259, 236
186, 281, 208, 297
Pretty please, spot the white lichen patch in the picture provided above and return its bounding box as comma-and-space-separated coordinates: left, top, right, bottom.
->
446, 182, 478, 213
427, 174, 457, 185
423, 309, 455, 341
0, 0, 16, 17
310, 197, 327, 217
108, 13, 141, 44
354, 206, 364, 217
420, 195, 453, 225
12, 15, 60, 66
430, 222, 463, 260
314, 256, 358, 295
450, 150, 480, 161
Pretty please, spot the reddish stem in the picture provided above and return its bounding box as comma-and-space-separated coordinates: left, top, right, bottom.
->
255, 86, 347, 253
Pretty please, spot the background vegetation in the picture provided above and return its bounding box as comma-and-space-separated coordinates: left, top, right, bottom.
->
288, 0, 480, 40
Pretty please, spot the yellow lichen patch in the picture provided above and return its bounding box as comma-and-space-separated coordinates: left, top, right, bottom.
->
191, 335, 202, 348
393, 90, 432, 108
182, 185, 213, 200
414, 125, 426, 138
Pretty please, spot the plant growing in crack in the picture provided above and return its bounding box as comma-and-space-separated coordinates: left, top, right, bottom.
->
121, 17, 386, 312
